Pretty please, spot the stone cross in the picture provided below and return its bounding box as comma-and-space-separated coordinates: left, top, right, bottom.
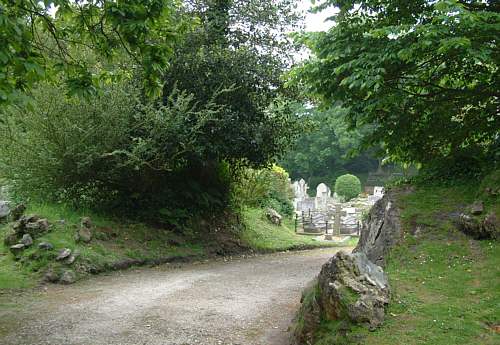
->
333, 204, 347, 236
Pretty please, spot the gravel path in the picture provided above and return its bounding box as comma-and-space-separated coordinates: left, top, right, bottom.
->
0, 247, 350, 345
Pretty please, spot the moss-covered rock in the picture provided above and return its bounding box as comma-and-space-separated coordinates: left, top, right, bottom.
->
292, 251, 390, 344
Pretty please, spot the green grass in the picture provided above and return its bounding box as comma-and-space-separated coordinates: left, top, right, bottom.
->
361, 234, 500, 344
308, 177, 500, 345
0, 203, 205, 290
240, 208, 358, 252
361, 182, 500, 345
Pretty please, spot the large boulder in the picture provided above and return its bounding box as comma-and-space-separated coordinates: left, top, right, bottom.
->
265, 208, 282, 226
354, 191, 402, 267
318, 251, 390, 329
293, 251, 390, 344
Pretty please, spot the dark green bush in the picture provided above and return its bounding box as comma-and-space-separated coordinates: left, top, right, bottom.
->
335, 174, 361, 201
0, 82, 296, 225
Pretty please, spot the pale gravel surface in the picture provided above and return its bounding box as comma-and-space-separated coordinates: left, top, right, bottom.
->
0, 247, 351, 345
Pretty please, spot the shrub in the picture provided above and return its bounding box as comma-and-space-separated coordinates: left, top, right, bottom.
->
335, 174, 361, 201
233, 165, 294, 216
0, 84, 233, 223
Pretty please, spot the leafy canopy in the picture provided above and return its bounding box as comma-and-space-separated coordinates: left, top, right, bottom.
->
0, 0, 187, 104
281, 105, 378, 187
291, 0, 500, 172
163, 0, 304, 166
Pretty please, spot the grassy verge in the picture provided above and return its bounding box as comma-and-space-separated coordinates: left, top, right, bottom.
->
240, 207, 357, 252
360, 182, 500, 345
0, 204, 355, 291
0, 203, 205, 290
311, 179, 499, 345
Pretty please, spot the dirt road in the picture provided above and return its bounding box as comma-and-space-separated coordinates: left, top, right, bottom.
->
0, 247, 350, 345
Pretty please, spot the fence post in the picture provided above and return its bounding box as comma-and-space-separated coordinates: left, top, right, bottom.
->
325, 220, 329, 235
301, 211, 305, 231
295, 214, 298, 233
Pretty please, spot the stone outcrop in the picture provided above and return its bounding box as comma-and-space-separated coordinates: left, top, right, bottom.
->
354, 191, 402, 267
293, 251, 391, 345
293, 190, 404, 345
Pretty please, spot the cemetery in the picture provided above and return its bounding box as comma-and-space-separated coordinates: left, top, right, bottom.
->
291, 178, 384, 239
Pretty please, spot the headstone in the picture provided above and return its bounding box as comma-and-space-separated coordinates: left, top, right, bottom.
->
297, 179, 309, 199
368, 186, 385, 204
316, 183, 331, 198
334, 204, 342, 236
374, 186, 385, 197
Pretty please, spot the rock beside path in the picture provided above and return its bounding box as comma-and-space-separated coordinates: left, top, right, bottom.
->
59, 270, 77, 284
354, 191, 402, 267
318, 251, 390, 328
293, 251, 390, 344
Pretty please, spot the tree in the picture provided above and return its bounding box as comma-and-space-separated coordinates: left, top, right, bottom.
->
281, 105, 378, 187
162, 0, 304, 167
291, 0, 500, 174
0, 0, 186, 104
